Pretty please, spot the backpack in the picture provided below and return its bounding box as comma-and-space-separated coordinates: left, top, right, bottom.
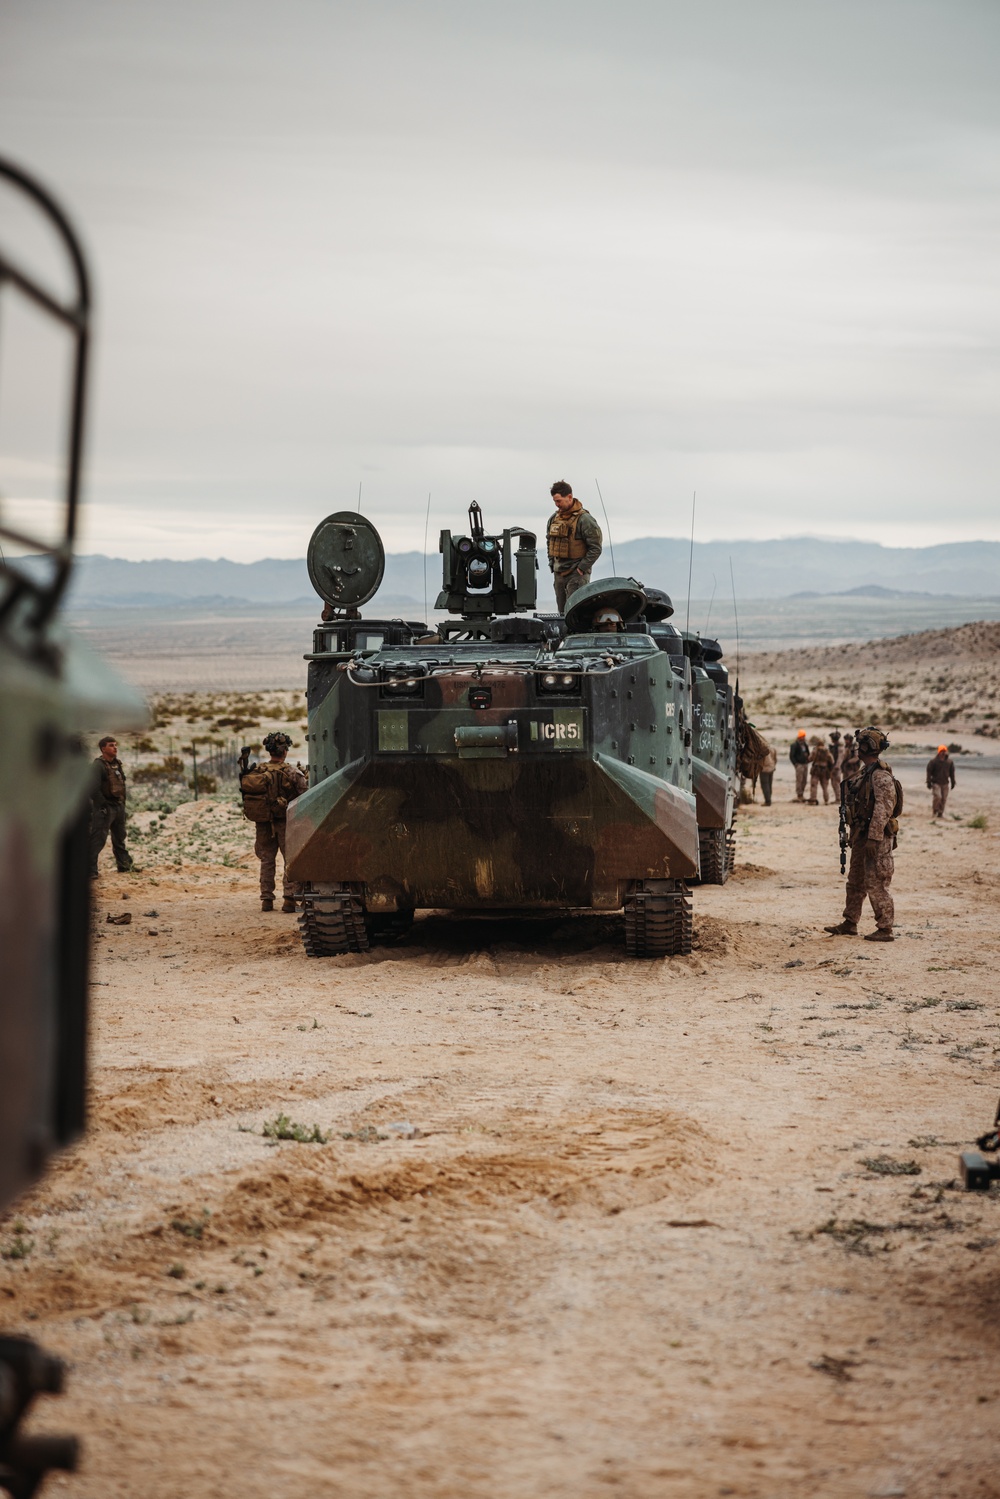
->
847, 759, 904, 837
239, 763, 289, 823
738, 718, 769, 785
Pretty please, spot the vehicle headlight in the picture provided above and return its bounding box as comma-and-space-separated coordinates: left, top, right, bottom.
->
538, 671, 580, 694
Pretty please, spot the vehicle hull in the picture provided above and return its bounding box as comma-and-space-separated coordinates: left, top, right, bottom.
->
286, 750, 698, 909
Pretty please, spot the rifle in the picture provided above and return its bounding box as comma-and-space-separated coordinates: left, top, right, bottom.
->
838, 776, 849, 875
238, 745, 254, 781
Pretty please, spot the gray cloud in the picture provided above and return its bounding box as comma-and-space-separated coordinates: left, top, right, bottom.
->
1, 0, 998, 558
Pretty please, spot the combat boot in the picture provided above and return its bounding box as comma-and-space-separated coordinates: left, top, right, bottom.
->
824, 920, 858, 936
261, 897, 274, 912
281, 898, 296, 913
864, 928, 894, 942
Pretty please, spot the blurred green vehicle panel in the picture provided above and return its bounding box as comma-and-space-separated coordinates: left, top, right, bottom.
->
0, 160, 145, 1214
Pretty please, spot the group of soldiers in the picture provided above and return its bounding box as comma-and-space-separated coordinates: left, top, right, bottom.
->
92, 719, 932, 944
789, 727, 859, 805
783, 730, 957, 944
88, 730, 308, 912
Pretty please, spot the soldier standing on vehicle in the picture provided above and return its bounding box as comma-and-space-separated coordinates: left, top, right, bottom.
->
240, 732, 308, 912
759, 740, 777, 806
808, 736, 835, 804
926, 745, 956, 818
89, 735, 134, 876
789, 730, 811, 802
825, 726, 900, 943
546, 481, 603, 614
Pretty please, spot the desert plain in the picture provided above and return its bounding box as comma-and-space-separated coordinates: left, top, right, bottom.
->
4, 623, 1000, 1498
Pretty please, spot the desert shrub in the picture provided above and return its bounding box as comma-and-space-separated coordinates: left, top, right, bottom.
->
133, 755, 185, 784
262, 1114, 328, 1144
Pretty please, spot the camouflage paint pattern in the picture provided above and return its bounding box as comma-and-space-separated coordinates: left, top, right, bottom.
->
286, 629, 699, 911
689, 661, 738, 832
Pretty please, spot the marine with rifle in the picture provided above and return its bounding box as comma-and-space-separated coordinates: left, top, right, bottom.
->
826, 725, 901, 943
239, 732, 308, 912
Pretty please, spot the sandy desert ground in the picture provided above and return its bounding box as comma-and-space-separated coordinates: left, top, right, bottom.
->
5, 625, 1000, 1499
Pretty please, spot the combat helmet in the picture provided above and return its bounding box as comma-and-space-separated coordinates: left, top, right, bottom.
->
263, 732, 293, 754
593, 607, 624, 633
855, 726, 889, 756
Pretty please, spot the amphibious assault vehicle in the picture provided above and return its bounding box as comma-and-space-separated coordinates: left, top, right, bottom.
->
287, 503, 737, 957
0, 159, 145, 1491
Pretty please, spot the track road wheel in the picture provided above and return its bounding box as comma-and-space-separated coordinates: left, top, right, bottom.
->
623, 881, 692, 958
697, 828, 726, 885
298, 884, 370, 956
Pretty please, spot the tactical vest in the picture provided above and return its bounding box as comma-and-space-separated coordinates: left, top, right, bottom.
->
97, 757, 126, 802
240, 762, 292, 823
845, 758, 903, 839
547, 507, 588, 565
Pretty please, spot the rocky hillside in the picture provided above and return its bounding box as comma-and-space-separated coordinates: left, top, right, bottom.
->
741, 620, 1000, 739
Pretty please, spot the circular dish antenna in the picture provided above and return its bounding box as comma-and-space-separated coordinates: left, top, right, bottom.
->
564, 575, 647, 634
307, 511, 385, 609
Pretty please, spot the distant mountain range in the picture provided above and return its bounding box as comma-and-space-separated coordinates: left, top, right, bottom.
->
46, 537, 1000, 609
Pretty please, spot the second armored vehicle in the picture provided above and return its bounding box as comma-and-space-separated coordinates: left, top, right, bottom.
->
686, 633, 739, 884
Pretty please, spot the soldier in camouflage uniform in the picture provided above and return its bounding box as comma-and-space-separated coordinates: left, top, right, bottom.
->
89, 735, 134, 875
839, 731, 859, 785
825, 726, 899, 943
808, 735, 835, 804
828, 729, 843, 801
242, 732, 308, 912
546, 481, 603, 613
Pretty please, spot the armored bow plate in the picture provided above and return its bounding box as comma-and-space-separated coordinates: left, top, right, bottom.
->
307, 511, 385, 608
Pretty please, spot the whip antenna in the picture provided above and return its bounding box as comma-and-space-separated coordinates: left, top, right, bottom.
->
704, 573, 717, 634
422, 491, 432, 624
594, 479, 616, 574
685, 490, 696, 636
729, 554, 741, 682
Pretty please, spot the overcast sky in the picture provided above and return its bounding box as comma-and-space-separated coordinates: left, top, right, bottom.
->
1, 0, 998, 560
